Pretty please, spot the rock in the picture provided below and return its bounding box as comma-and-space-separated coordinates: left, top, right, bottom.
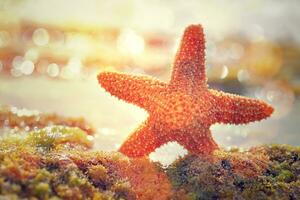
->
0, 126, 171, 200
167, 145, 300, 200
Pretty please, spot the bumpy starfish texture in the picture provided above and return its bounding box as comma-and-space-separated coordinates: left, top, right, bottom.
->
98, 25, 274, 157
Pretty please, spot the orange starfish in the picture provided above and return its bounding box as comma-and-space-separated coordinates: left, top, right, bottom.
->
98, 25, 274, 157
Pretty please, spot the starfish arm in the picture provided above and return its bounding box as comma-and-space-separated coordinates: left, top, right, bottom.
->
118, 119, 164, 157
170, 25, 207, 90
210, 89, 274, 124
98, 72, 166, 110
175, 128, 218, 154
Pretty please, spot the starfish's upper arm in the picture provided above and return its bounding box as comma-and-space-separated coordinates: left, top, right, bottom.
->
170, 25, 207, 90
98, 72, 166, 110
210, 89, 274, 124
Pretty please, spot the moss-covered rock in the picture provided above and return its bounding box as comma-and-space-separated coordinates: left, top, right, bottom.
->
0, 105, 94, 134
167, 145, 300, 200
0, 126, 172, 200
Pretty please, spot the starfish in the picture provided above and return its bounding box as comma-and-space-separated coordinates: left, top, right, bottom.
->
98, 25, 274, 157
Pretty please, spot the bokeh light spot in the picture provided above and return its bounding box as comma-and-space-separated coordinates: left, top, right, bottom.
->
47, 63, 60, 77
12, 56, 24, 69
20, 60, 35, 75
237, 69, 250, 82
24, 48, 39, 63
32, 28, 49, 46
220, 65, 229, 79
117, 29, 145, 55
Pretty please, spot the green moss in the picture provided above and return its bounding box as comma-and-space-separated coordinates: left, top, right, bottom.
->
67, 170, 88, 187
0, 105, 95, 134
0, 126, 134, 200
167, 145, 300, 200
0, 126, 92, 155
277, 170, 294, 182
33, 182, 51, 197
26, 126, 92, 151
111, 180, 132, 200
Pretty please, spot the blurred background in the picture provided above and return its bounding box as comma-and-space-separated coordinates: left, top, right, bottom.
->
0, 0, 299, 164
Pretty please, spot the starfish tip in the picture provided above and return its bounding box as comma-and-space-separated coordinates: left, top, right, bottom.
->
186, 24, 203, 30
97, 71, 113, 85
97, 72, 115, 94
184, 24, 204, 36
97, 71, 107, 80
265, 104, 274, 117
